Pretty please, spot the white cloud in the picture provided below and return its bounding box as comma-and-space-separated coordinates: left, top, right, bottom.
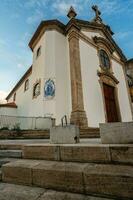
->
114, 31, 133, 41
26, 9, 44, 24
17, 63, 23, 68
51, 0, 85, 16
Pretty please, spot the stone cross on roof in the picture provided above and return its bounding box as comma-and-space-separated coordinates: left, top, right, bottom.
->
92, 5, 102, 23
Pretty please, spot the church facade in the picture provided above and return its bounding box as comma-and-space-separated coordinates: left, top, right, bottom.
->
2, 6, 133, 128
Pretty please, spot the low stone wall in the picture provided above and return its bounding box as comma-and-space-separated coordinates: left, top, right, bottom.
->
0, 130, 50, 139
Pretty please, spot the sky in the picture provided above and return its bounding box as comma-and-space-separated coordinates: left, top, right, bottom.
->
0, 0, 133, 100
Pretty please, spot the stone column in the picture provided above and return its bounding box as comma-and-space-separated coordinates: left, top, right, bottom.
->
68, 26, 88, 128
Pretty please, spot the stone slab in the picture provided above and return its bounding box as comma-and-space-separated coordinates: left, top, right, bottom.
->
60, 146, 111, 163
38, 190, 113, 200
22, 143, 133, 164
110, 145, 133, 164
100, 122, 133, 144
0, 170, 2, 181
0, 158, 18, 167
50, 125, 80, 144
2, 159, 41, 185
32, 160, 85, 194
84, 163, 133, 199
0, 183, 44, 200
2, 159, 133, 199
23, 145, 60, 160
0, 150, 22, 158
23, 144, 111, 163
0, 183, 115, 200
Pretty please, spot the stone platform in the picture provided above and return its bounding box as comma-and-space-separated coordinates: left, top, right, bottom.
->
0, 139, 133, 199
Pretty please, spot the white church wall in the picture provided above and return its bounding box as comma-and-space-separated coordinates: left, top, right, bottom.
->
29, 34, 46, 117
0, 107, 17, 116
54, 31, 71, 125
79, 39, 105, 127
7, 73, 32, 117
43, 31, 71, 125
43, 31, 56, 119
112, 60, 133, 121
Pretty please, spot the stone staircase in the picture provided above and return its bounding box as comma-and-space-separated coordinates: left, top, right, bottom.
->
80, 128, 100, 138
0, 128, 100, 140
0, 146, 22, 183
1, 143, 133, 199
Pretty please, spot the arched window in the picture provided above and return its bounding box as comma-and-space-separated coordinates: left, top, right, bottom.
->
24, 79, 29, 91
36, 46, 41, 58
99, 49, 110, 70
33, 82, 40, 97
13, 93, 16, 101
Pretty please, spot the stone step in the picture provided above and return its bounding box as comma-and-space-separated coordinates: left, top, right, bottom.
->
0, 170, 2, 181
0, 150, 22, 158
80, 128, 100, 138
0, 183, 115, 200
0, 158, 18, 167
22, 144, 133, 164
0, 143, 22, 150
2, 159, 133, 199
0, 130, 49, 139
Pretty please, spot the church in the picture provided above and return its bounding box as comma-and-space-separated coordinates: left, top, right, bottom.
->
1, 6, 133, 128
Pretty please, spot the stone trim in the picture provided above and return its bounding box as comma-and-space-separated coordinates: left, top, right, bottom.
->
68, 26, 88, 128
98, 71, 122, 123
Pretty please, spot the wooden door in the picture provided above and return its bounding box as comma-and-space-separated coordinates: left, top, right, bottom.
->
103, 83, 119, 122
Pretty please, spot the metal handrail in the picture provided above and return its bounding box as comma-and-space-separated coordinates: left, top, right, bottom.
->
61, 115, 68, 127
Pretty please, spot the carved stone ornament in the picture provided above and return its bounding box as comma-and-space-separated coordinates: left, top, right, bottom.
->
67, 6, 77, 19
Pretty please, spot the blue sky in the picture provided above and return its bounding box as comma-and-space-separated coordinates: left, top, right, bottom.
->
0, 0, 133, 100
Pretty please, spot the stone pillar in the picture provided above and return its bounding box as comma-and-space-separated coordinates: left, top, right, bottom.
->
68, 26, 88, 128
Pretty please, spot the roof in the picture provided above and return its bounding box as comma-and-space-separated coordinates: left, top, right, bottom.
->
6, 66, 32, 100
29, 20, 66, 50
0, 102, 17, 108
127, 58, 133, 64
28, 18, 127, 62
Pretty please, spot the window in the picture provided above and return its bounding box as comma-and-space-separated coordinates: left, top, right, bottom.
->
99, 49, 110, 70
36, 46, 41, 58
24, 79, 29, 91
33, 82, 40, 98
13, 93, 16, 101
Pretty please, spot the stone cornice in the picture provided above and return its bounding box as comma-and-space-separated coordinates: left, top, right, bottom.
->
28, 18, 127, 63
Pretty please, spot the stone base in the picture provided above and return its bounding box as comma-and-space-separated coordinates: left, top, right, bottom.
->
70, 110, 88, 128
100, 122, 133, 144
50, 125, 80, 144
